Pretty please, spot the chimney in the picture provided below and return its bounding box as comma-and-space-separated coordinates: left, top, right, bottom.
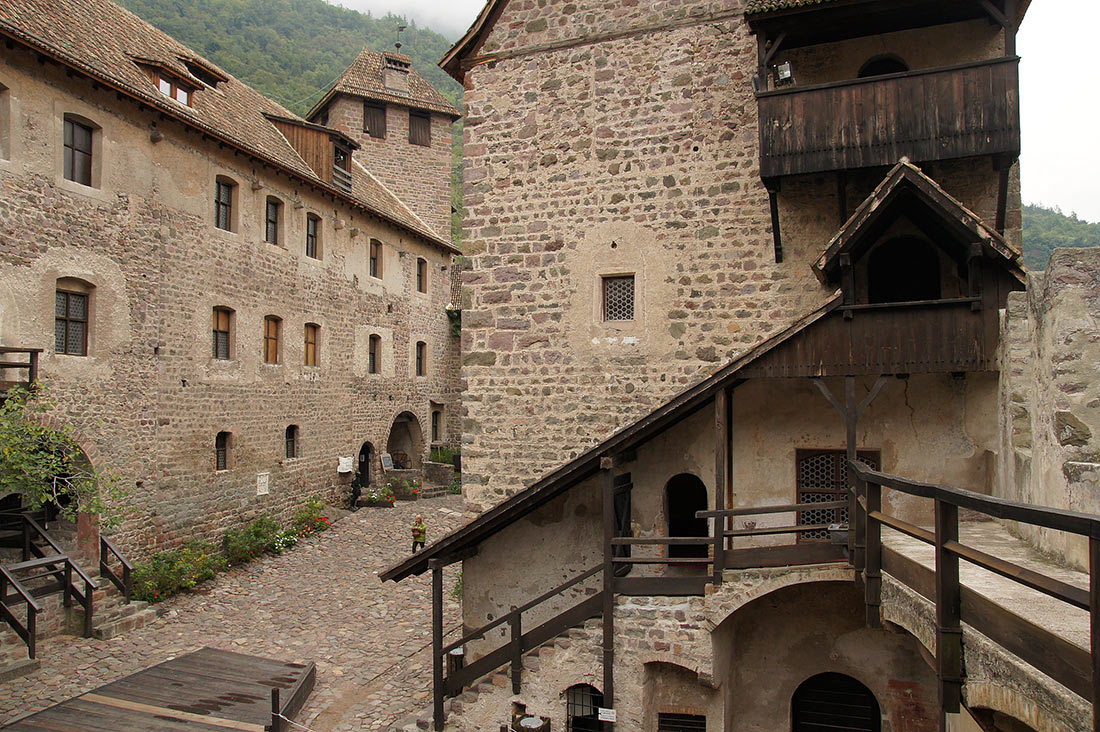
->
383, 53, 411, 95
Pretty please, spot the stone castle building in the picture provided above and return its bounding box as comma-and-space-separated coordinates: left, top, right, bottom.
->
381, 1, 1100, 732
0, 0, 461, 557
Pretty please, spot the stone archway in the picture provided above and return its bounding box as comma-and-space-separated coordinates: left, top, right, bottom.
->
387, 412, 424, 470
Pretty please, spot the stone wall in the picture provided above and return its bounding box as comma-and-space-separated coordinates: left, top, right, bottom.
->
458, 0, 1020, 513
996, 248, 1100, 570
0, 50, 460, 558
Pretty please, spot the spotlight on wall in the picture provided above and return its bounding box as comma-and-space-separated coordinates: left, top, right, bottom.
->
774, 61, 794, 86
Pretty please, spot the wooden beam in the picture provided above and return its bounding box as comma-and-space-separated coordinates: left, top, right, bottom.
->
431, 559, 444, 732
1091, 534, 1100, 732
995, 162, 1010, 235
935, 500, 963, 722
768, 185, 783, 263
977, 0, 1009, 28
713, 389, 728, 586
602, 464, 615, 727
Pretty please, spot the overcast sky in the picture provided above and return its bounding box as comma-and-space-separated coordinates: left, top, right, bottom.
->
333, 0, 1098, 222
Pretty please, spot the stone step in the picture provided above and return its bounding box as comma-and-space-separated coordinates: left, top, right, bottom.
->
93, 604, 162, 640
0, 657, 39, 683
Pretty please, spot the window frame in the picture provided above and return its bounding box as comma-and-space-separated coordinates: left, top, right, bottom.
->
214, 177, 236, 232
63, 116, 94, 187
151, 71, 194, 106
285, 425, 300, 460
0, 83, 10, 161
215, 431, 231, 471
368, 334, 380, 374
305, 214, 321, 259
416, 257, 428, 293
431, 409, 441, 443
602, 274, 635, 322
369, 239, 383, 279
54, 288, 89, 356
212, 307, 233, 360
304, 323, 319, 367
409, 110, 431, 147
265, 197, 282, 246
263, 315, 282, 364
415, 341, 426, 377
364, 101, 386, 139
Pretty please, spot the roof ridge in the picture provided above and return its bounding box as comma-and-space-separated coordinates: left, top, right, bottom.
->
353, 158, 443, 241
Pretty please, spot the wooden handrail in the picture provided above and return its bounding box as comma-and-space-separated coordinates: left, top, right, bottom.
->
0, 564, 42, 659
698, 500, 847, 518
610, 536, 712, 545
100, 535, 133, 602
0, 566, 42, 614
24, 516, 97, 589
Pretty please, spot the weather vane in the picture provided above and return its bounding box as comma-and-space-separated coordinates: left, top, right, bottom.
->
396, 24, 406, 52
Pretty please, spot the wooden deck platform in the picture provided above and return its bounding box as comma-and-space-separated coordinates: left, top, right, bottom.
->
2, 647, 315, 731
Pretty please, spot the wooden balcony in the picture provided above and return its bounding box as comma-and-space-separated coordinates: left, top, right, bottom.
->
757, 57, 1020, 180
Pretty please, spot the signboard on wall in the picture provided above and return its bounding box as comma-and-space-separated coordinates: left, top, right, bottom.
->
337, 456, 354, 473
256, 472, 270, 496
380, 453, 394, 471
597, 708, 616, 723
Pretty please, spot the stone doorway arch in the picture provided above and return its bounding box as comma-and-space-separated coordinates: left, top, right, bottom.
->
358, 441, 374, 486
387, 412, 424, 470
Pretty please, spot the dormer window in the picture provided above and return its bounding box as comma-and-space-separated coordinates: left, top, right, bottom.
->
151, 71, 195, 106
333, 145, 352, 192
181, 58, 228, 89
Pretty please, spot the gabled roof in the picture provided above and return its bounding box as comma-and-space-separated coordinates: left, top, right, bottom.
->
813, 159, 1025, 284
0, 0, 454, 253
380, 292, 843, 583
308, 49, 461, 121
440, 0, 510, 83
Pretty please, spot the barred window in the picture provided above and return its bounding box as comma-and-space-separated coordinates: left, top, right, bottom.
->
215, 431, 231, 471
55, 289, 88, 356
565, 684, 604, 732
602, 275, 634, 321
212, 307, 232, 360
796, 450, 880, 541
285, 425, 299, 459
657, 713, 706, 732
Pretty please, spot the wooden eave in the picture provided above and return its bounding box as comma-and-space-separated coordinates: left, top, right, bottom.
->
305, 84, 461, 124
379, 293, 843, 583
439, 0, 510, 83
746, 0, 1025, 51
263, 114, 360, 150
813, 160, 1025, 284
0, 24, 454, 255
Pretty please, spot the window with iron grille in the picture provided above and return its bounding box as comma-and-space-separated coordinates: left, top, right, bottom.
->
214, 178, 234, 231
63, 117, 93, 186
55, 290, 89, 356
364, 102, 386, 138
215, 431, 231, 471
285, 425, 299, 459
415, 341, 426, 377
304, 323, 319, 366
409, 110, 430, 147
416, 258, 428, 293
265, 198, 281, 245
370, 239, 383, 278
657, 713, 706, 732
212, 307, 232, 360
263, 316, 281, 364
306, 215, 320, 259
565, 684, 604, 732
796, 449, 880, 540
369, 334, 380, 373
602, 275, 634, 321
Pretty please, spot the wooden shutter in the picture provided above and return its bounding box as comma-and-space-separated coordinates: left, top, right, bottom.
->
365, 102, 386, 138
409, 110, 430, 147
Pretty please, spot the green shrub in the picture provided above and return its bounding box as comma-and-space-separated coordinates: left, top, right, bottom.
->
429, 446, 460, 465
449, 477, 462, 495
388, 476, 419, 500
132, 540, 226, 603
293, 496, 330, 535
224, 516, 280, 564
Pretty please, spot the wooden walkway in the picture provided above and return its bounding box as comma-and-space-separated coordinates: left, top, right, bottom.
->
2, 647, 315, 731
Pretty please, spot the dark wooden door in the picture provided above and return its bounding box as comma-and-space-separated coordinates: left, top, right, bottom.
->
792, 672, 881, 732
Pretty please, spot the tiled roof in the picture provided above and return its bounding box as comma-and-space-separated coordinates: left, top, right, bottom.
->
0, 0, 454, 252
744, 0, 839, 14
308, 49, 461, 120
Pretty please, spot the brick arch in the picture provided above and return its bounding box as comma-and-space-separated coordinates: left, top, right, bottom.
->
702, 564, 855, 633
24, 411, 102, 470
640, 658, 715, 689
963, 683, 1076, 732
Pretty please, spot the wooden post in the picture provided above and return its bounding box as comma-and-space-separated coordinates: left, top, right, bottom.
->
27, 351, 39, 387
864, 477, 882, 628
83, 573, 93, 638
510, 612, 522, 694
713, 390, 728, 586
844, 377, 864, 574
767, 185, 783, 264
26, 604, 35, 660
935, 499, 963, 727
431, 558, 444, 732
601, 457, 615, 730
270, 687, 282, 732
1090, 534, 1100, 732
63, 564, 72, 608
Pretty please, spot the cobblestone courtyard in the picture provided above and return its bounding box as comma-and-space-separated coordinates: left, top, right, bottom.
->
0, 496, 466, 731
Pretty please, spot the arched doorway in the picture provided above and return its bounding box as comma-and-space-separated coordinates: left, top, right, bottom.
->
665, 473, 708, 559
564, 683, 604, 731
792, 673, 881, 732
867, 236, 942, 304
358, 442, 374, 486
386, 412, 424, 470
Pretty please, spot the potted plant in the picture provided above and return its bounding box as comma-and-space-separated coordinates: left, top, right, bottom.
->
364, 484, 395, 508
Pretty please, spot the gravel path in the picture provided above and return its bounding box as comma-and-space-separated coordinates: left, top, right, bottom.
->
0, 495, 466, 731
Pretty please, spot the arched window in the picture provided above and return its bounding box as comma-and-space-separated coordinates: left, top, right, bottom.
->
55, 278, 94, 356
866, 237, 942, 304
565, 684, 604, 732
285, 425, 299, 459
215, 431, 232, 471
263, 315, 282, 364
212, 306, 233, 360
415, 341, 426, 377
858, 55, 909, 78
792, 673, 880, 732
304, 323, 319, 366
265, 196, 283, 245
666, 473, 708, 559
369, 334, 381, 374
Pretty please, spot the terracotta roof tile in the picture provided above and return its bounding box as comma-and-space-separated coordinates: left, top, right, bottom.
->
309, 48, 461, 120
744, 0, 840, 14
0, 0, 455, 252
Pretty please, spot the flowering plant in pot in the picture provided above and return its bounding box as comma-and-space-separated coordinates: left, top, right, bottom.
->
364, 484, 395, 507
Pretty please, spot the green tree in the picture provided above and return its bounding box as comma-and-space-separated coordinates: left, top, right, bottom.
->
0, 387, 129, 527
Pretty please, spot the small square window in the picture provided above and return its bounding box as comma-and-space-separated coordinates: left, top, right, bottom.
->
602, 275, 634, 321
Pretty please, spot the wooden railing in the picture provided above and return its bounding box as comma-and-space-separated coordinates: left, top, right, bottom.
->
757, 57, 1020, 179
100, 535, 132, 603
850, 461, 1099, 731
18, 515, 97, 637
0, 347, 42, 390
0, 565, 41, 658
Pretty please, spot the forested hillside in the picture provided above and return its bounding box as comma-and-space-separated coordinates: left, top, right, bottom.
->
1023, 204, 1100, 270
